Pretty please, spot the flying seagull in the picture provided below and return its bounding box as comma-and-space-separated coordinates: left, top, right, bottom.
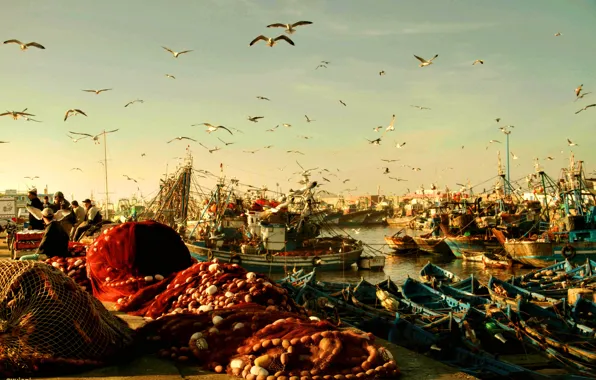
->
495, 118, 501, 122
321, 61, 330, 65
167, 136, 196, 143
385, 114, 396, 132
546, 156, 555, 160
282, 123, 292, 128
339, 100, 347, 106
554, 32, 562, 36
64, 109, 87, 121
197, 123, 233, 135
414, 54, 438, 67
511, 152, 519, 160
0, 110, 35, 120
70, 167, 83, 172
82, 88, 112, 95
243, 149, 260, 154
366, 138, 381, 145
575, 84, 583, 97
381, 159, 399, 163
3, 39, 45, 50
266, 21, 313, 34
574, 92, 591, 101
248, 116, 264, 122
24, 176, 39, 180
396, 142, 406, 148
287, 150, 305, 155
165, 74, 176, 79
66, 133, 89, 143
389, 176, 407, 181
315, 64, 327, 69
489, 140, 501, 144
162, 46, 193, 58
256, 96, 270, 101
0, 141, 9, 144
411, 105, 431, 110
472, 59, 484, 65
217, 137, 234, 146
379, 70, 386, 76
567, 138, 579, 147
70, 129, 118, 144
123, 175, 138, 183
575, 104, 596, 114
23, 115, 41, 122
305, 115, 315, 122
249, 35, 295, 47
382, 167, 390, 174
266, 125, 279, 132
263, 145, 273, 149
125, 99, 144, 107
373, 126, 382, 132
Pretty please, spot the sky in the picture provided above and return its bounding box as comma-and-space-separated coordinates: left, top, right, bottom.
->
1, 0, 595, 205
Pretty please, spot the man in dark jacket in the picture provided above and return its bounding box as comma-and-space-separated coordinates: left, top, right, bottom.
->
27, 188, 44, 230
51, 191, 76, 236
36, 208, 70, 258
73, 199, 103, 241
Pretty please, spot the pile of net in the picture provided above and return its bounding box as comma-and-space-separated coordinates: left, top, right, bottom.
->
117, 260, 304, 319
0, 261, 135, 377
44, 256, 90, 293
137, 305, 399, 379
86, 220, 194, 302
68, 241, 89, 256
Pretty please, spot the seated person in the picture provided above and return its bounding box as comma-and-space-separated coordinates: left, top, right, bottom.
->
36, 208, 70, 258
73, 199, 103, 241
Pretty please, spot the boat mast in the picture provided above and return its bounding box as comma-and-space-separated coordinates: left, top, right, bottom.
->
103, 130, 109, 214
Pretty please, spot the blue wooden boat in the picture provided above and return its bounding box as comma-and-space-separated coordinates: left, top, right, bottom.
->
450, 274, 489, 296
444, 235, 502, 259
402, 277, 471, 316
389, 313, 551, 379
511, 299, 596, 375
435, 283, 491, 307
487, 276, 563, 309
571, 297, 596, 328
419, 262, 462, 284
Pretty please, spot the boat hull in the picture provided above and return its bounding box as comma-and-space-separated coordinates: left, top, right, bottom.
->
338, 210, 387, 226
460, 250, 484, 262
384, 236, 418, 252
503, 240, 596, 268
444, 236, 502, 259
412, 237, 452, 255
185, 243, 363, 273
386, 217, 412, 228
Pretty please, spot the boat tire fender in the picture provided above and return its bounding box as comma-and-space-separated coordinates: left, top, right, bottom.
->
265, 252, 273, 262
561, 245, 576, 260
207, 250, 214, 261
229, 254, 242, 265
312, 256, 322, 267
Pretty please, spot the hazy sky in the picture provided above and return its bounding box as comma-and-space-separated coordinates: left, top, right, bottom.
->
1, 0, 594, 205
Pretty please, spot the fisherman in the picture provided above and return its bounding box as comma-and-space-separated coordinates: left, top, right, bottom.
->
20, 208, 70, 260
70, 200, 86, 237
430, 214, 441, 237
42, 195, 51, 208
73, 199, 103, 241
26, 188, 44, 231
50, 191, 76, 235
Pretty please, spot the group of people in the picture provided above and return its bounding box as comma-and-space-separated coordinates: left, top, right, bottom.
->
26, 188, 103, 258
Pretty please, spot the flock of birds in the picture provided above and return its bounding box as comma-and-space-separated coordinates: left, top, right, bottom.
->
1, 20, 593, 197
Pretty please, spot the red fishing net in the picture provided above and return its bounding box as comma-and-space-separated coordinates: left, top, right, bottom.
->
137, 306, 399, 379
86, 220, 193, 302
44, 256, 90, 292
117, 260, 303, 319
0, 261, 134, 377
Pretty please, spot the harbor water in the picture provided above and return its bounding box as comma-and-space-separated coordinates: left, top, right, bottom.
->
271, 225, 533, 284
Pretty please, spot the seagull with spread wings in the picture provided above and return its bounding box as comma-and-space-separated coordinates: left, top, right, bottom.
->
567, 138, 579, 147
266, 21, 313, 34
389, 176, 407, 181
248, 116, 264, 122
305, 115, 315, 122
124, 99, 144, 107
24, 176, 39, 180
266, 125, 279, 132
70, 167, 83, 172
162, 46, 193, 58
256, 96, 270, 101
70, 129, 119, 144
0, 141, 9, 144
3, 39, 45, 50
123, 174, 138, 183
0, 110, 35, 120
167, 136, 196, 144
249, 35, 295, 47
472, 59, 484, 65
243, 149, 260, 154
287, 150, 305, 155
217, 137, 234, 146
195, 123, 233, 135
366, 138, 381, 146
66, 133, 89, 143
414, 54, 438, 67
64, 109, 87, 121
339, 100, 347, 106
411, 105, 431, 110
575, 104, 596, 114
165, 74, 176, 79
82, 88, 112, 95
385, 114, 396, 132
575, 92, 591, 101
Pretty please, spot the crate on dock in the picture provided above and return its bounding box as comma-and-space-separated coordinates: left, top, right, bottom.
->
15, 241, 41, 251
15, 231, 44, 241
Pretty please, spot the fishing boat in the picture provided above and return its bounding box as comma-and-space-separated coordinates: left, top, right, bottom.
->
482, 252, 513, 269
412, 235, 452, 255
419, 262, 462, 284
460, 250, 484, 262
509, 299, 596, 376
501, 156, 596, 268
401, 277, 477, 313
487, 276, 562, 309
185, 171, 363, 273
444, 235, 502, 259
384, 230, 418, 253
